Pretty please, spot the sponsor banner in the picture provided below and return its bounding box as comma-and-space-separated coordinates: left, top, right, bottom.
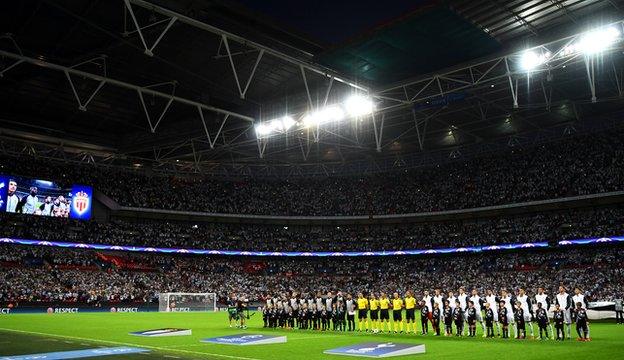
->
109, 307, 141, 313
0, 304, 157, 314
201, 334, 287, 346
324, 342, 426, 358
0, 347, 149, 360
130, 328, 192, 337
6, 236, 622, 257
48, 307, 79, 314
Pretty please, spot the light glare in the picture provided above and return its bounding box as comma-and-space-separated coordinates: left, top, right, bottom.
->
345, 95, 374, 117
303, 105, 344, 127
578, 26, 621, 55
520, 50, 546, 71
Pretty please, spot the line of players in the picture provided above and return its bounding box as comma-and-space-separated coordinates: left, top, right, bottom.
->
261, 286, 591, 341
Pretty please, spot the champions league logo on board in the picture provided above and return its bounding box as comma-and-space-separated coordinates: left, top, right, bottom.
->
130, 328, 192, 337
201, 334, 287, 345
324, 342, 426, 358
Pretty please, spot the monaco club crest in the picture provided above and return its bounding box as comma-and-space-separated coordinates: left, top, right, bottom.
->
72, 190, 90, 215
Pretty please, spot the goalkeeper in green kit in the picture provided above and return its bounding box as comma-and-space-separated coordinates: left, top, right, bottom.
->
227, 294, 239, 328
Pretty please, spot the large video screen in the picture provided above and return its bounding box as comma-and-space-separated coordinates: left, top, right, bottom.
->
0, 175, 92, 220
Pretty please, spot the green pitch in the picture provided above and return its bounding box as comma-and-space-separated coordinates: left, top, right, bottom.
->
1, 312, 623, 359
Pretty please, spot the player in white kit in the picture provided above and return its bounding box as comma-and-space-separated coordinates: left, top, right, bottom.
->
516, 288, 534, 338
433, 289, 445, 323
556, 286, 573, 339
501, 289, 516, 338
422, 290, 433, 311
469, 289, 487, 337
485, 289, 500, 336
534, 287, 554, 339
572, 287, 590, 339
457, 287, 469, 335
447, 291, 457, 310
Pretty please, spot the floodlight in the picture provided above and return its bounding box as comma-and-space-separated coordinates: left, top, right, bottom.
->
345, 95, 374, 117
254, 123, 272, 136
281, 116, 296, 130
321, 105, 345, 122
578, 26, 621, 55
269, 119, 283, 131
303, 105, 344, 127
520, 50, 546, 71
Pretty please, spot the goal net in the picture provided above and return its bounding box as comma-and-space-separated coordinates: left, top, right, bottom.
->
158, 292, 217, 312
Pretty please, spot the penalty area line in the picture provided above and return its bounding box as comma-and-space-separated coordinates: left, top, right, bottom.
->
0, 328, 262, 360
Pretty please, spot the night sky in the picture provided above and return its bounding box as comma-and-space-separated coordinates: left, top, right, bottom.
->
236, 0, 425, 46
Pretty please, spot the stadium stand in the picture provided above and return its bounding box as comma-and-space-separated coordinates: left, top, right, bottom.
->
1, 128, 623, 216
1, 245, 622, 305
1, 206, 622, 251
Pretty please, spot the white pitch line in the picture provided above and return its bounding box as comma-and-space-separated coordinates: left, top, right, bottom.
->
0, 328, 262, 360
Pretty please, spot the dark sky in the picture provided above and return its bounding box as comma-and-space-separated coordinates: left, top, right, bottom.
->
236, 0, 425, 45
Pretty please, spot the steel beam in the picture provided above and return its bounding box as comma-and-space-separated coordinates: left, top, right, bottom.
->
0, 50, 254, 122
375, 20, 624, 112
126, 0, 368, 92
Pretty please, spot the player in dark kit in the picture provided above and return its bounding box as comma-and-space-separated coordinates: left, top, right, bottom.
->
467, 301, 477, 337
237, 296, 248, 329
262, 305, 269, 327
514, 301, 526, 339
420, 300, 429, 335
443, 300, 453, 336
485, 302, 495, 338
336, 301, 346, 331
269, 305, 277, 329
431, 302, 441, 336
499, 300, 509, 339
535, 302, 550, 340
553, 304, 565, 341
453, 299, 464, 336
575, 302, 590, 341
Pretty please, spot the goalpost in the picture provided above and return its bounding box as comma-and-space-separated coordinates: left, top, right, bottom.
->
158, 292, 217, 312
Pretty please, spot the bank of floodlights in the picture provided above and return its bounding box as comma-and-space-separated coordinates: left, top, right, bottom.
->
519, 24, 622, 72
254, 95, 375, 137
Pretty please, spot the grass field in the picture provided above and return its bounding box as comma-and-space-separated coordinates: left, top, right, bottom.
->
1, 312, 623, 359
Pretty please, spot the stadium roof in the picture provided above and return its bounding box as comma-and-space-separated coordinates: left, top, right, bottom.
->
1, 0, 624, 177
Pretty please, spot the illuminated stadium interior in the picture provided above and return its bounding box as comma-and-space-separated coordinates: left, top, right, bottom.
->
1, 1, 624, 360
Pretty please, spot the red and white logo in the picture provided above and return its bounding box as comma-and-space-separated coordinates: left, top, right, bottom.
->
72, 191, 90, 214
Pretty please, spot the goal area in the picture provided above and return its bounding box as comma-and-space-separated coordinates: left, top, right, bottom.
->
158, 292, 217, 312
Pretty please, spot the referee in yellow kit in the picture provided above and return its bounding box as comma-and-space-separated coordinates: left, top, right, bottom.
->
357, 292, 369, 332
405, 290, 417, 334
379, 292, 391, 333
392, 292, 404, 333
369, 293, 380, 333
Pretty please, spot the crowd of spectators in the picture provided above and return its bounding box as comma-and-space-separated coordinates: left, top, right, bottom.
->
1, 206, 622, 251
1, 245, 622, 305
1, 128, 623, 216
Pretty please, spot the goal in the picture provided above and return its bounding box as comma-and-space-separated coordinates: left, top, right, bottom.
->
158, 292, 217, 312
